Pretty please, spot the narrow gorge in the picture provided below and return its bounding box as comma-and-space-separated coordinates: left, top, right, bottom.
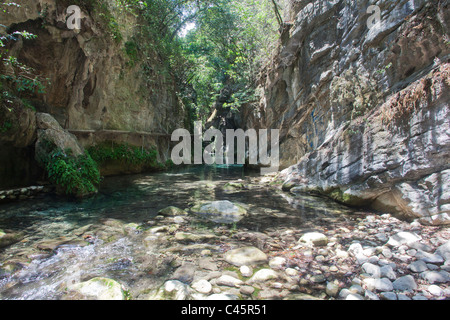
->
0, 0, 449, 302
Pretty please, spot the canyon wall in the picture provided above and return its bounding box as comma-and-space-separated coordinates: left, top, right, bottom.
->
243, 0, 450, 225
0, 0, 186, 188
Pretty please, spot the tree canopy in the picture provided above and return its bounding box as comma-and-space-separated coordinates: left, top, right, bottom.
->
130, 0, 283, 123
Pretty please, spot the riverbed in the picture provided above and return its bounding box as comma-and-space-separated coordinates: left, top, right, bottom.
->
0, 165, 448, 300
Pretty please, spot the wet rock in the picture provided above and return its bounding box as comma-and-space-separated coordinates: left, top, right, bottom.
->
224, 246, 268, 267
0, 230, 23, 248
191, 200, 247, 224
158, 206, 189, 217
171, 263, 196, 284
150, 280, 191, 300
35, 236, 88, 252
68, 277, 126, 300
174, 232, 216, 243
223, 182, 246, 192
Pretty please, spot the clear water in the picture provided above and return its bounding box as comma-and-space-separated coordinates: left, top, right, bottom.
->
0, 165, 358, 300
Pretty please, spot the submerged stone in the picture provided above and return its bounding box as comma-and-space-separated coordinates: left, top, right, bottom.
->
190, 200, 247, 224
158, 206, 189, 217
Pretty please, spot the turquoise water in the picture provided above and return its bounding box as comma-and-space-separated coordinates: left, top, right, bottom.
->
0, 165, 357, 300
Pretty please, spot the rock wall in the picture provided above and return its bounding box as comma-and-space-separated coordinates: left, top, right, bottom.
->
0, 0, 186, 188
243, 0, 450, 225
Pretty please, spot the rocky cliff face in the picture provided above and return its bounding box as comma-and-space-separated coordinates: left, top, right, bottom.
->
0, 0, 186, 188
243, 0, 450, 225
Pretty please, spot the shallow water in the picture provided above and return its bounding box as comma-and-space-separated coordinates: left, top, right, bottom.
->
0, 165, 359, 300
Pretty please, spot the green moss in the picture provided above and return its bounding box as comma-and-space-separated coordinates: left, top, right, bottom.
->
327, 188, 365, 207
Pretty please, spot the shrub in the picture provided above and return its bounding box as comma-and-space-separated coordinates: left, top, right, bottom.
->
42, 146, 101, 198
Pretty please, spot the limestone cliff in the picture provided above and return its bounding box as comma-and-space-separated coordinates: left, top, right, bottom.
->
243, 0, 450, 225
0, 0, 186, 188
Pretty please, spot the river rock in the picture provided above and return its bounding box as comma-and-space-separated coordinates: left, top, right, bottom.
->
68, 277, 126, 300
216, 275, 244, 288
435, 240, 450, 261
191, 279, 212, 294
393, 275, 417, 291
299, 232, 328, 247
247, 269, 279, 284
420, 270, 450, 284
224, 246, 268, 267
362, 262, 381, 278
150, 280, 191, 300
408, 260, 429, 273
363, 278, 394, 292
158, 206, 189, 217
387, 232, 422, 247
206, 293, 239, 300
240, 265, 253, 277
269, 257, 287, 270
326, 282, 340, 297
223, 182, 246, 192
415, 250, 444, 264
0, 229, 23, 248
171, 263, 196, 284
174, 232, 216, 243
191, 200, 247, 224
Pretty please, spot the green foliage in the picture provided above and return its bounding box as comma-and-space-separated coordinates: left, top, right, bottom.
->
88, 142, 161, 168
1, 3, 49, 101
124, 40, 138, 66
177, 0, 280, 121
42, 146, 101, 198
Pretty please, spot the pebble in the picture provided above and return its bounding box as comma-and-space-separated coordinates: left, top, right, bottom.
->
326, 282, 340, 297
216, 275, 244, 288
408, 260, 428, 273
380, 292, 397, 300
247, 269, 279, 284
427, 285, 443, 297
393, 275, 417, 291
363, 278, 394, 292
191, 279, 212, 294
239, 265, 253, 278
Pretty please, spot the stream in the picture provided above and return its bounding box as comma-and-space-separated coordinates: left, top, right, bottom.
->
1, 165, 446, 300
